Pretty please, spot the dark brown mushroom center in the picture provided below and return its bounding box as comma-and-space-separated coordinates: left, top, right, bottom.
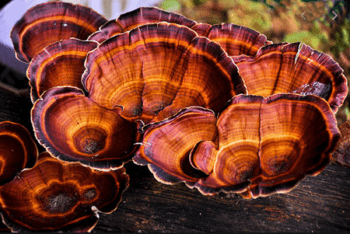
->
268, 159, 290, 174
37, 183, 79, 214
73, 127, 107, 155
83, 188, 97, 201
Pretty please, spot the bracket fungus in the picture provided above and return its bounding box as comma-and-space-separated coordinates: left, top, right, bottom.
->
234, 42, 348, 112
134, 107, 217, 184
135, 94, 340, 198
82, 22, 246, 124
0, 121, 38, 185
27, 38, 98, 102
3, 3, 350, 231
0, 152, 129, 232
10, 1, 107, 63
31, 86, 141, 169
89, 7, 271, 58
88, 7, 197, 43
191, 23, 272, 57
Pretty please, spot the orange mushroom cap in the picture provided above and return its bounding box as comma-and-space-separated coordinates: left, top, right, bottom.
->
11, 1, 107, 63
0, 152, 129, 232
234, 42, 348, 112
0, 121, 38, 185
134, 107, 217, 185
82, 22, 246, 124
191, 23, 272, 57
332, 120, 350, 167
31, 86, 141, 169
88, 7, 196, 43
27, 38, 98, 102
135, 94, 340, 198
88, 7, 271, 58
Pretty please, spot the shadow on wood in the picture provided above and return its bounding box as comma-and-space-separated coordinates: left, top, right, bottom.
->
92, 161, 350, 233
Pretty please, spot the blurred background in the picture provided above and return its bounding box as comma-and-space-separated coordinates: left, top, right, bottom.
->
0, 0, 349, 124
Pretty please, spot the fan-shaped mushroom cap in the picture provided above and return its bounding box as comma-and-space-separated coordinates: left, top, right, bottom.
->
83, 22, 246, 124
133, 107, 217, 184
0, 152, 129, 232
88, 7, 196, 43
234, 42, 348, 112
191, 23, 272, 57
88, 7, 271, 58
0, 121, 38, 185
190, 95, 262, 194
135, 94, 340, 198
11, 1, 107, 63
332, 120, 350, 167
192, 94, 340, 197
31, 86, 141, 169
27, 38, 98, 102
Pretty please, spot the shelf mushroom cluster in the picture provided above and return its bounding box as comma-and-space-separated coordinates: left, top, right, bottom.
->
0, 1, 347, 232
134, 94, 340, 198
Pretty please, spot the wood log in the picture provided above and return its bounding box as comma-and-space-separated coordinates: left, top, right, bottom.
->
92, 161, 350, 233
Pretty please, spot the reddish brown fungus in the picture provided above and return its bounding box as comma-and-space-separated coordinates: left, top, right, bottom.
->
134, 107, 217, 184
31, 86, 141, 169
82, 22, 246, 124
0, 152, 129, 232
88, 7, 196, 43
193, 94, 340, 198
0, 121, 38, 185
191, 22, 272, 57
88, 7, 271, 58
27, 38, 98, 102
234, 42, 348, 112
11, 1, 107, 63
136, 94, 340, 198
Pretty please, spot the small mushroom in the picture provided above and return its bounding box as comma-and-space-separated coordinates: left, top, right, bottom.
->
0, 152, 129, 232
234, 42, 348, 112
0, 121, 38, 185
31, 86, 141, 169
88, 7, 196, 43
88, 7, 271, 58
11, 1, 107, 63
136, 94, 340, 198
332, 120, 350, 167
82, 22, 245, 124
134, 107, 217, 185
27, 38, 98, 102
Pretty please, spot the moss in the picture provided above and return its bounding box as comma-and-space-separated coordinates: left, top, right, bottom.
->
330, 19, 350, 57
283, 22, 328, 52
226, 0, 273, 33
161, 0, 181, 11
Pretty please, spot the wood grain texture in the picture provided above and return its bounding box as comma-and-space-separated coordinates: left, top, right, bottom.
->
0, 84, 32, 131
0, 80, 349, 233
93, 162, 350, 233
